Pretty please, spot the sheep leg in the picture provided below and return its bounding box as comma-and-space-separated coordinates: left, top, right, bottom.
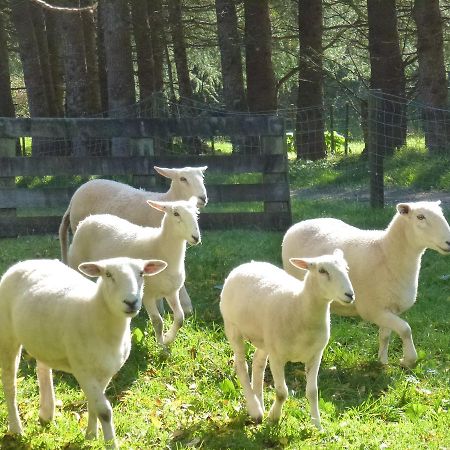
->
36, 360, 55, 424
77, 375, 116, 448
224, 323, 263, 422
0, 346, 23, 434
305, 354, 323, 430
162, 292, 185, 346
251, 349, 268, 412
267, 355, 288, 422
179, 284, 193, 315
378, 327, 392, 365
374, 312, 417, 368
144, 297, 165, 347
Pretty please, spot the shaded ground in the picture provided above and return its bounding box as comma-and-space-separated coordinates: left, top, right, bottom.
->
293, 186, 450, 206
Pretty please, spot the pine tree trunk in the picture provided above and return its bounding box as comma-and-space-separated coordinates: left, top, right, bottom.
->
148, 0, 165, 94
131, 0, 155, 102
100, 0, 136, 156
413, 0, 449, 155
296, 0, 325, 161
367, 0, 406, 155
244, 0, 277, 113
0, 11, 15, 118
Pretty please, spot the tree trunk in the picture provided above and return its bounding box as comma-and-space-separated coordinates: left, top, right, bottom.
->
148, 0, 165, 94
96, 0, 109, 113
168, 0, 202, 154
296, 0, 325, 161
44, 9, 64, 116
367, 0, 406, 155
29, 3, 58, 117
131, 0, 155, 102
10, 0, 50, 156
82, 4, 102, 115
413, 0, 449, 155
0, 10, 15, 118
215, 0, 246, 112
215, 0, 247, 153
100, 0, 136, 156
244, 0, 277, 113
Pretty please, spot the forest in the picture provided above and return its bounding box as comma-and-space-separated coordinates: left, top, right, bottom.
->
1, 0, 450, 158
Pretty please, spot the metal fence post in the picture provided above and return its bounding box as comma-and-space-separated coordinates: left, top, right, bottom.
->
368, 89, 384, 208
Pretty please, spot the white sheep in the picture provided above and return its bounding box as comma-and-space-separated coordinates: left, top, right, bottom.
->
220, 250, 354, 429
59, 165, 207, 314
282, 201, 450, 368
67, 198, 201, 348
0, 256, 167, 448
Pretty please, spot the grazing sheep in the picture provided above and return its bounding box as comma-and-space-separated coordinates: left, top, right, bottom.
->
0, 257, 167, 448
282, 201, 450, 368
220, 250, 354, 429
68, 198, 201, 348
59, 165, 207, 314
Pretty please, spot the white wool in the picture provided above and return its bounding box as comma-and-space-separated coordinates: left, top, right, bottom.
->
59, 166, 207, 315
68, 198, 201, 348
282, 200, 450, 368
0, 257, 166, 448
220, 250, 354, 430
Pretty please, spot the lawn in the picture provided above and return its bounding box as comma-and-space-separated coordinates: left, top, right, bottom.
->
0, 147, 449, 449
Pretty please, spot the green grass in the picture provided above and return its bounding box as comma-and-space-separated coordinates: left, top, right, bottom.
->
1, 144, 450, 448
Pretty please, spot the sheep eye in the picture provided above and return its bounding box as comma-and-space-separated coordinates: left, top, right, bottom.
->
105, 271, 112, 278
417, 214, 425, 220
174, 211, 180, 217
180, 177, 187, 182
318, 268, 328, 275
139, 270, 144, 277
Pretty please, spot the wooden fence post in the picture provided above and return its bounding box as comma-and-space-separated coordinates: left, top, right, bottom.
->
368, 89, 384, 208
0, 137, 17, 219
261, 119, 291, 229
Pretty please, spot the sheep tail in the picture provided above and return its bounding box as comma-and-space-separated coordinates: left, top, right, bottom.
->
59, 203, 71, 264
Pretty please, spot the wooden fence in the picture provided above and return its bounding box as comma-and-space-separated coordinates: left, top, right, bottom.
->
0, 116, 291, 237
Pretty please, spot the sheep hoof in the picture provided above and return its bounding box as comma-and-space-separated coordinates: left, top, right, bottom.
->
38, 416, 53, 427
400, 358, 417, 369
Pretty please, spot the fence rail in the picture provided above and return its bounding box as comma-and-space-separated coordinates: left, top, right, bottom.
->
0, 116, 291, 238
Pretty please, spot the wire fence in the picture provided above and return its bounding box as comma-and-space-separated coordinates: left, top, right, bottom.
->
11, 89, 450, 208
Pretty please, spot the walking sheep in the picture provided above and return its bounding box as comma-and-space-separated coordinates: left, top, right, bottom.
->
220, 250, 354, 429
282, 201, 450, 368
0, 257, 167, 448
67, 198, 201, 348
59, 165, 207, 314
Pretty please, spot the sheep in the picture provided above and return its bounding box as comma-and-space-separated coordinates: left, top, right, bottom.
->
282, 201, 450, 368
0, 256, 167, 448
220, 250, 354, 430
67, 198, 201, 348
59, 165, 207, 315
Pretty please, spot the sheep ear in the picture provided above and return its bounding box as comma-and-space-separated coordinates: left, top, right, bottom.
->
154, 166, 176, 179
147, 200, 166, 212
397, 203, 410, 215
78, 262, 102, 278
198, 166, 208, 172
289, 258, 312, 271
143, 260, 167, 276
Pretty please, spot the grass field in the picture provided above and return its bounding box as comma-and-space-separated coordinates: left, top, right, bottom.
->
0, 147, 449, 449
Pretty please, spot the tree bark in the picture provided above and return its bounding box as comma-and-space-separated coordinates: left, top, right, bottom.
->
100, 0, 136, 156
367, 0, 406, 155
131, 0, 155, 102
244, 0, 277, 113
413, 0, 448, 154
0, 10, 15, 118
148, 0, 165, 94
296, 0, 326, 161
215, 0, 246, 112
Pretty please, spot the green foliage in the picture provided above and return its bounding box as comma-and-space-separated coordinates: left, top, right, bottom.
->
324, 130, 346, 154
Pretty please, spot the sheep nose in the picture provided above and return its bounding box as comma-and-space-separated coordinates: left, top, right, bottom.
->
198, 195, 208, 206
191, 235, 200, 244
124, 298, 140, 311
345, 292, 354, 302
